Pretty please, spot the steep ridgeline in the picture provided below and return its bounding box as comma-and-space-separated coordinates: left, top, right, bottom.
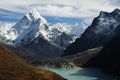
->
84, 32, 120, 77
0, 45, 65, 80
63, 9, 120, 56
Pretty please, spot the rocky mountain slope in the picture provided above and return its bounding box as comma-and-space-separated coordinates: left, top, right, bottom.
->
84, 32, 120, 76
12, 36, 64, 58
0, 45, 65, 80
63, 9, 120, 56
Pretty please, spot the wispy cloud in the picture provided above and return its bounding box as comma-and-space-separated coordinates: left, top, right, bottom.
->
0, 0, 120, 20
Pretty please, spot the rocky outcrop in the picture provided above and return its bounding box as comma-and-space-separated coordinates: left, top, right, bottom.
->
63, 9, 120, 56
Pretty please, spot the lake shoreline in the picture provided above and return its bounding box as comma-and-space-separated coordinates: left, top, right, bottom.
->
39, 67, 114, 80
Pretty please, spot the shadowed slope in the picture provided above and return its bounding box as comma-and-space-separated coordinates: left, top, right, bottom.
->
84, 33, 120, 76
0, 45, 66, 80
63, 9, 120, 56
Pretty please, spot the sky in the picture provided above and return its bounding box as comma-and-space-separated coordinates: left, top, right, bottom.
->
0, 0, 120, 24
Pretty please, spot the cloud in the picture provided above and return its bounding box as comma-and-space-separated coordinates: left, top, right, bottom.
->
0, 0, 120, 20
31, 5, 85, 17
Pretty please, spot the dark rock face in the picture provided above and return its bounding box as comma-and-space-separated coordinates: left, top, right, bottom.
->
84, 33, 120, 76
63, 9, 120, 56
53, 32, 73, 48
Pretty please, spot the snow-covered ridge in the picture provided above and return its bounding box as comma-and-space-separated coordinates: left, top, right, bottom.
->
0, 9, 87, 46
25, 9, 47, 23
12, 9, 49, 43
93, 9, 120, 35
0, 21, 16, 40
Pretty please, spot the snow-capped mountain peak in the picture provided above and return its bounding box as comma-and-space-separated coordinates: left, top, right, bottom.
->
112, 8, 120, 14
25, 9, 47, 23
0, 21, 16, 44
99, 8, 120, 18
11, 9, 49, 43
99, 11, 108, 17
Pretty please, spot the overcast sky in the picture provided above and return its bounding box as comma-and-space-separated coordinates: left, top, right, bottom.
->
0, 0, 120, 23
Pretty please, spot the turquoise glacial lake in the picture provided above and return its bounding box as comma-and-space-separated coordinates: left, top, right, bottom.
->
44, 67, 114, 80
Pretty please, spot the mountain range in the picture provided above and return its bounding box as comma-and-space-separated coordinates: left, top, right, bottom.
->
0, 9, 86, 60
0, 8, 120, 78
29, 8, 120, 77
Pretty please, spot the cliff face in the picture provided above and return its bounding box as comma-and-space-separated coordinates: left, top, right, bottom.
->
84, 33, 120, 76
0, 45, 65, 80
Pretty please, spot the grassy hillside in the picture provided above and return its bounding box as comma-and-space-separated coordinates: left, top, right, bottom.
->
0, 45, 66, 80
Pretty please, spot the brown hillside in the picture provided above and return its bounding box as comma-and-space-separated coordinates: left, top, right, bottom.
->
0, 46, 66, 80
